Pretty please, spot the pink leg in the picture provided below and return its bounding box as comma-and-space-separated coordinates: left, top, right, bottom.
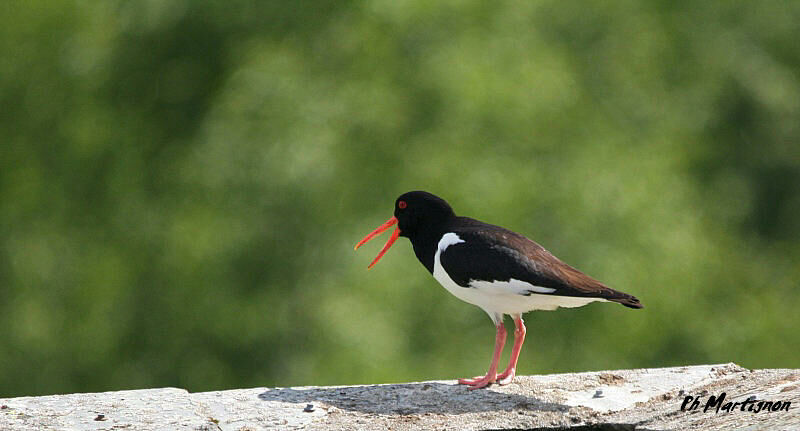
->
496, 315, 526, 385
457, 323, 507, 389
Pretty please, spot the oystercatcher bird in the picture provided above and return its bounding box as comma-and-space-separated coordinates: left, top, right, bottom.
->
355, 191, 643, 389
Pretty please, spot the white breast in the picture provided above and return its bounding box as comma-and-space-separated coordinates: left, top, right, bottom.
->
432, 232, 604, 323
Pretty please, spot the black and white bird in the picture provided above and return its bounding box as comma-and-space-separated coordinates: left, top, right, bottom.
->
355, 191, 643, 389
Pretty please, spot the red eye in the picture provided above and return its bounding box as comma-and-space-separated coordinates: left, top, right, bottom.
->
398, 201, 407, 209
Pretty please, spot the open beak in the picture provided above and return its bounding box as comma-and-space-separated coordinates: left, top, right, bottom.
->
354, 216, 401, 269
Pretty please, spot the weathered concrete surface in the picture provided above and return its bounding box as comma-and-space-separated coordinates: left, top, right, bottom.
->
2, 363, 798, 430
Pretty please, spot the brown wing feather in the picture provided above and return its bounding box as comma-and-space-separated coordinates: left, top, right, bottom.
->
511, 232, 643, 309
533, 246, 643, 308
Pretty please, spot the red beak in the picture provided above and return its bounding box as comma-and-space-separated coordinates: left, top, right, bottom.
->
354, 216, 401, 269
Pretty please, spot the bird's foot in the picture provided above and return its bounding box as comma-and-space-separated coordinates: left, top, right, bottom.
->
495, 367, 516, 385
458, 373, 497, 390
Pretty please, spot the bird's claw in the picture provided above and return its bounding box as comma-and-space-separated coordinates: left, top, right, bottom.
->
458, 367, 516, 389
458, 373, 497, 389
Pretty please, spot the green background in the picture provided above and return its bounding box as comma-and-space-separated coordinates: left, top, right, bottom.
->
1, 1, 798, 397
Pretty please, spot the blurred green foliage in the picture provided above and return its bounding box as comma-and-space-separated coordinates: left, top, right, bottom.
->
1, 1, 799, 397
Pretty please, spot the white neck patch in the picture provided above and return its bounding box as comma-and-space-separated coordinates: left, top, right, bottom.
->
438, 232, 465, 251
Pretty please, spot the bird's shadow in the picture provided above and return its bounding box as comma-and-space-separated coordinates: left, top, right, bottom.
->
257, 381, 567, 415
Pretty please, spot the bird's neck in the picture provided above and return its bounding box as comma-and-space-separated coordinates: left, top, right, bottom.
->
408, 224, 450, 274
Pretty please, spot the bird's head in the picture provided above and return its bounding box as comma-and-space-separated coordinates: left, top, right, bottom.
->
355, 191, 455, 268
393, 191, 455, 236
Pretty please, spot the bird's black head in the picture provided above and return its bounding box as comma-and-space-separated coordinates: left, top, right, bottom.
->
355, 191, 455, 269
393, 191, 455, 238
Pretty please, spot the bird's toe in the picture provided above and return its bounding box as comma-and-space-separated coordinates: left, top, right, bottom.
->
459, 373, 497, 389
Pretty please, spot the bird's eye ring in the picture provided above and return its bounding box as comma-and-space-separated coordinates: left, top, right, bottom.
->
398, 201, 407, 209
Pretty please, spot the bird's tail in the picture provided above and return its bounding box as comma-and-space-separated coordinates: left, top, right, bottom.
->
608, 291, 644, 309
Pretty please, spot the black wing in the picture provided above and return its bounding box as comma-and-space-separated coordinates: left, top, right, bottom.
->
439, 221, 643, 308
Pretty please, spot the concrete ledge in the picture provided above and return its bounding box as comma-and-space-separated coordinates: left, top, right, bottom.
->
2, 363, 798, 430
